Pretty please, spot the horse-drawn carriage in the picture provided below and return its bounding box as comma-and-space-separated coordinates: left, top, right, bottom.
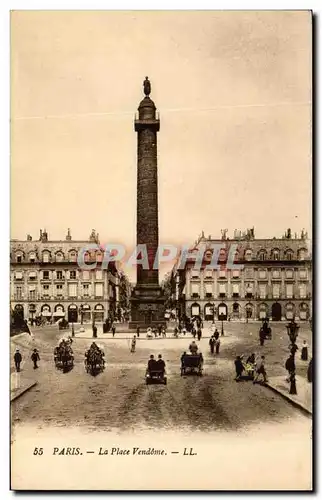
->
54, 340, 74, 371
58, 318, 70, 330
180, 353, 203, 376
85, 343, 105, 376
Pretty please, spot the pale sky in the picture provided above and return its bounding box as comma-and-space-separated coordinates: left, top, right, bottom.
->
11, 11, 312, 278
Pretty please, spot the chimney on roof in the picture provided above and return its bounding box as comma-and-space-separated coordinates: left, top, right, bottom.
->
66, 228, 72, 241
27, 234, 32, 241
39, 229, 42, 241
40, 229, 48, 242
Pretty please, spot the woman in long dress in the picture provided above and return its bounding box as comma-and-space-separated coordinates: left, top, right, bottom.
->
301, 340, 308, 361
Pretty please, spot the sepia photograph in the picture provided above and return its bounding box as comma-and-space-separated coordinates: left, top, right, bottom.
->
10, 10, 312, 490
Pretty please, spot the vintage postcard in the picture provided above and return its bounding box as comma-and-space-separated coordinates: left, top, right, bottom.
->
10, 10, 312, 490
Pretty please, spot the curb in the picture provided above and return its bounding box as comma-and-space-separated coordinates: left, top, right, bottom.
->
10, 381, 37, 402
264, 382, 312, 417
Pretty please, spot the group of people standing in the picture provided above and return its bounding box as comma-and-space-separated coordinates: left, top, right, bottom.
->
14, 347, 40, 371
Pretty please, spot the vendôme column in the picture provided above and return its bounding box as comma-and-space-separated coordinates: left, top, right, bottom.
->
129, 77, 166, 329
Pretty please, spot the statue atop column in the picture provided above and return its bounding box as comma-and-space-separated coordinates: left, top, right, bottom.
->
143, 76, 151, 97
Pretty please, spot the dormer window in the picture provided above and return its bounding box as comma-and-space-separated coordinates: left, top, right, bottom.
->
244, 249, 252, 261
42, 251, 50, 263
29, 252, 36, 263
56, 252, 64, 262
272, 249, 280, 260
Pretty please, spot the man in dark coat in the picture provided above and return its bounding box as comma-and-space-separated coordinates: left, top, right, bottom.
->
112, 325, 116, 338
209, 336, 215, 354
156, 354, 166, 374
14, 348, 22, 372
234, 356, 244, 381
31, 349, 40, 369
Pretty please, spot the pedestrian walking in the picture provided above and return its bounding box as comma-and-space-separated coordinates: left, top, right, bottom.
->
234, 355, 244, 381
301, 340, 308, 361
14, 348, 22, 372
131, 335, 137, 353
215, 338, 220, 354
92, 324, 97, 338
136, 326, 140, 338
209, 336, 215, 354
31, 348, 40, 369
253, 355, 267, 384
285, 355, 295, 382
197, 328, 202, 341
112, 325, 116, 338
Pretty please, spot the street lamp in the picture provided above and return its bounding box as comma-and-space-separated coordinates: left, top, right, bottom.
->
286, 319, 299, 395
219, 313, 225, 336
80, 304, 84, 325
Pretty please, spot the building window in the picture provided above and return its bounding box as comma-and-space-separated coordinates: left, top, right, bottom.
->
83, 270, 90, 280
191, 283, 199, 298
285, 269, 294, 279
232, 269, 240, 278
29, 287, 36, 300
96, 251, 103, 262
298, 249, 307, 261
205, 283, 212, 297
205, 269, 213, 279
245, 283, 253, 298
69, 251, 77, 262
43, 285, 49, 290
29, 272, 36, 281
95, 283, 103, 297
56, 284, 63, 296
232, 283, 239, 297
219, 284, 226, 297
42, 252, 50, 263
29, 252, 36, 263
285, 250, 294, 261
15, 286, 23, 299
17, 255, 22, 263
69, 270, 76, 280
272, 284, 280, 299
14, 271, 23, 280
68, 283, 77, 298
219, 269, 226, 279
299, 269, 307, 279
286, 284, 293, 299
56, 252, 64, 262
218, 249, 226, 262
191, 269, 199, 279
56, 271, 63, 280
42, 270, 50, 280
272, 269, 281, 279
299, 283, 307, 299
83, 284, 90, 297
96, 270, 103, 280
259, 284, 267, 299
244, 249, 252, 261
258, 269, 267, 279
258, 250, 267, 261
272, 249, 280, 260
245, 268, 254, 279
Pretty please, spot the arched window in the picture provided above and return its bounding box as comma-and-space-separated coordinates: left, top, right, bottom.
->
272, 249, 280, 260
285, 249, 294, 261
218, 249, 226, 262
55, 251, 64, 262
42, 250, 51, 263
244, 249, 252, 261
15, 251, 24, 263
69, 250, 77, 262
298, 248, 307, 261
29, 251, 36, 263
191, 302, 200, 317
257, 249, 267, 261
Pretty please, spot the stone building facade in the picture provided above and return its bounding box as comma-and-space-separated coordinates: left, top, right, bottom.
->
10, 229, 121, 324
172, 230, 312, 322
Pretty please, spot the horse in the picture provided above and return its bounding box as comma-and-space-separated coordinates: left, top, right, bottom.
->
86, 348, 105, 376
